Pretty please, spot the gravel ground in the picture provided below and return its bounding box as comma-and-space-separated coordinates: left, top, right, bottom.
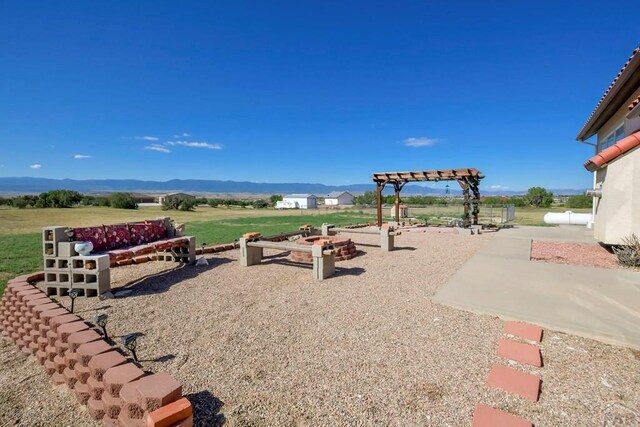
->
530, 240, 621, 269
2, 229, 639, 426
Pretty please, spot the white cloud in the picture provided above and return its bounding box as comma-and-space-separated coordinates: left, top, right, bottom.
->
403, 137, 439, 147
489, 185, 509, 190
167, 140, 222, 150
135, 136, 159, 141
173, 133, 191, 138
74, 154, 92, 159
145, 144, 171, 153
30, 163, 42, 169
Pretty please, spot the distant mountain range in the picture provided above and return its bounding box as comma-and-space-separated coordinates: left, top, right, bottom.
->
0, 177, 587, 196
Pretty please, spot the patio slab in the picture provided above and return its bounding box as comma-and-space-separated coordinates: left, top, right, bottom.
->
433, 229, 640, 349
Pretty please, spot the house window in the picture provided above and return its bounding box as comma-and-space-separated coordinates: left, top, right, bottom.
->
599, 124, 624, 151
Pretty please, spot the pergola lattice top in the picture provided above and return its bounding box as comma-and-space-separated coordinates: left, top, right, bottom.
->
370, 168, 484, 227
371, 168, 485, 183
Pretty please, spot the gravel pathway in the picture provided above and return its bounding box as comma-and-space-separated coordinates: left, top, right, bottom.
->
530, 240, 621, 269
2, 229, 639, 426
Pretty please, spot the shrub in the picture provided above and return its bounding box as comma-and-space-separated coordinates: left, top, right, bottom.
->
12, 197, 29, 209
252, 199, 269, 209
109, 193, 138, 209
162, 195, 197, 211
613, 234, 640, 268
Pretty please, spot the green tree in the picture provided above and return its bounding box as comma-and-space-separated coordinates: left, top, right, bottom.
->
524, 187, 553, 208
353, 191, 376, 205
566, 194, 593, 209
109, 193, 138, 209
269, 194, 283, 206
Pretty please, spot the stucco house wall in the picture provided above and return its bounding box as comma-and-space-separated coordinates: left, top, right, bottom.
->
592, 87, 640, 245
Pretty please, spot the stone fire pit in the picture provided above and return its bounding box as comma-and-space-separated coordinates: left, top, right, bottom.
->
290, 235, 358, 263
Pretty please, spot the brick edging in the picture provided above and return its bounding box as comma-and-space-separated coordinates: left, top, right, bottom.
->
0, 275, 193, 427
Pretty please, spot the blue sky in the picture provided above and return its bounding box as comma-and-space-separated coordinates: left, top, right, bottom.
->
1, 1, 638, 191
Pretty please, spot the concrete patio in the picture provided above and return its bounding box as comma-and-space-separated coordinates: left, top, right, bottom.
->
433, 226, 640, 349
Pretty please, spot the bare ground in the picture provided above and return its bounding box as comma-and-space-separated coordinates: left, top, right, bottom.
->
1, 229, 639, 426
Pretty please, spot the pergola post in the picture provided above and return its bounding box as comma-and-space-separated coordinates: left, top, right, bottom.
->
392, 182, 405, 223
470, 177, 480, 225
456, 178, 471, 228
375, 181, 386, 227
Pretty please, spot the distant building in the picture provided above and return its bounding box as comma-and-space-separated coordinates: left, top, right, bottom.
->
157, 192, 196, 205
281, 194, 317, 209
324, 191, 354, 206
577, 46, 640, 244
130, 193, 156, 204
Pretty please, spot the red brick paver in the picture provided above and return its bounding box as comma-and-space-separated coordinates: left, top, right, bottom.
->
487, 364, 541, 401
496, 339, 542, 367
503, 321, 543, 342
472, 404, 533, 427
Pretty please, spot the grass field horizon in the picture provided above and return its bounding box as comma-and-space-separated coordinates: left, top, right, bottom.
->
0, 205, 590, 294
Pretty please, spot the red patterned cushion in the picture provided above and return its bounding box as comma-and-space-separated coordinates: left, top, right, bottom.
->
128, 223, 152, 245
72, 226, 107, 252
104, 223, 131, 249
145, 219, 167, 240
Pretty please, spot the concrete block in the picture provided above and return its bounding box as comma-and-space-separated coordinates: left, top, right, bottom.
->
77, 339, 113, 367
67, 329, 102, 352
75, 381, 91, 405
50, 313, 82, 332
40, 308, 71, 328
87, 397, 105, 420
89, 350, 127, 382
56, 321, 90, 343
120, 380, 146, 420
76, 363, 91, 385
103, 363, 146, 398
102, 391, 123, 419
136, 372, 182, 412
63, 366, 78, 389
88, 376, 106, 400
57, 241, 79, 257
239, 238, 263, 266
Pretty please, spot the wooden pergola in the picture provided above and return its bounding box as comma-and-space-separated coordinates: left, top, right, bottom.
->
371, 168, 485, 227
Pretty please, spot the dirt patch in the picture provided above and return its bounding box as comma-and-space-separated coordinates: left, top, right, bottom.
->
530, 240, 621, 269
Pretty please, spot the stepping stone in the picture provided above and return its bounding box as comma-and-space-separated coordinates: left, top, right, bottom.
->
496, 339, 542, 367
472, 404, 533, 427
487, 364, 541, 401
504, 321, 543, 342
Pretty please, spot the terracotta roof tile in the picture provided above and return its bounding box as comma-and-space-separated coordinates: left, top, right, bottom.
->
584, 131, 640, 171
578, 46, 640, 138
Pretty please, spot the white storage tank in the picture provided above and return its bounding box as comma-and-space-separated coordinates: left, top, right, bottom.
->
543, 211, 593, 225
